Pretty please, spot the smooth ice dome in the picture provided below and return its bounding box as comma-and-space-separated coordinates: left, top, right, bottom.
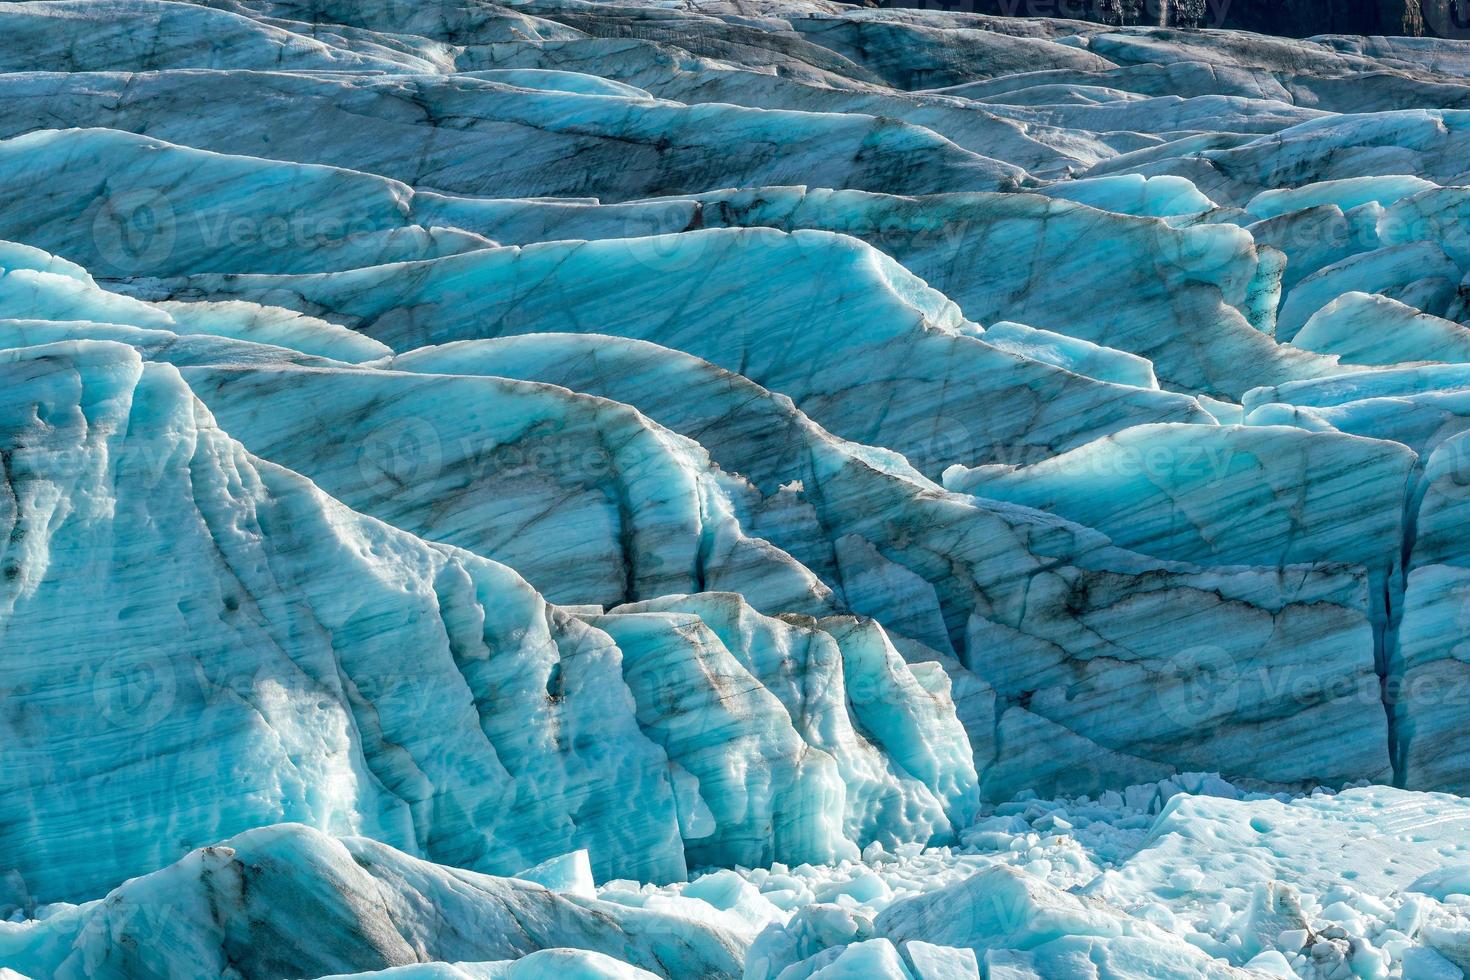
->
5, 0, 1470, 978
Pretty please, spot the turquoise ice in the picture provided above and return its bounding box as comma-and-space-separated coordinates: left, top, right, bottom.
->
4, 0, 1470, 976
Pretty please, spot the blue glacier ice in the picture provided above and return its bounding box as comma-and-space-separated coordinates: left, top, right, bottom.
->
143, 226, 1216, 473
1290, 292, 1470, 366
7, 0, 1470, 977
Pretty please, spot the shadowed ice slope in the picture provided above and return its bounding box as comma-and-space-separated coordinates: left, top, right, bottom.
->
134, 227, 1217, 475
391, 335, 1391, 800
0, 824, 746, 979
0, 70, 1026, 200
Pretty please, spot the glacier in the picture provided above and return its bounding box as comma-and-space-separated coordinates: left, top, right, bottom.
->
7, 0, 1470, 977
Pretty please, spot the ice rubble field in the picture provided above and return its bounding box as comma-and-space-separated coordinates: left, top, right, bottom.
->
10, 1, 1470, 979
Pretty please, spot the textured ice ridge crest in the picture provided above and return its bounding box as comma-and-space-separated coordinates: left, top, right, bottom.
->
7, 0, 1470, 977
